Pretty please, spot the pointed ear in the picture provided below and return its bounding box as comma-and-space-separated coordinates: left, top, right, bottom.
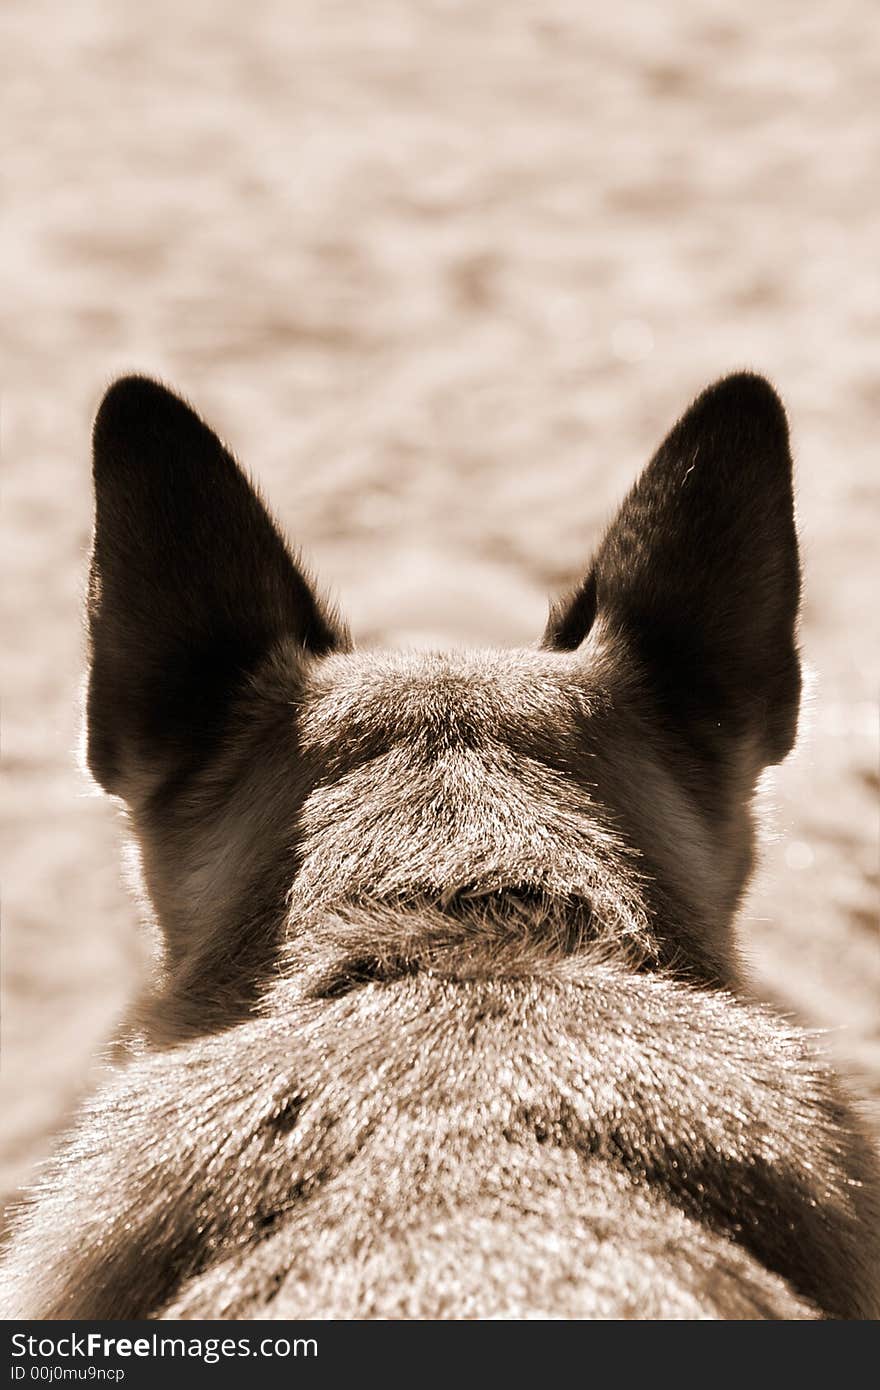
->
87, 376, 347, 803
544, 374, 801, 772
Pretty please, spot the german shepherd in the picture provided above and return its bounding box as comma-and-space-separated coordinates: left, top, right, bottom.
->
2, 373, 878, 1319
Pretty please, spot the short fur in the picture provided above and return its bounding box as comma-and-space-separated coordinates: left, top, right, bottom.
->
2, 373, 878, 1320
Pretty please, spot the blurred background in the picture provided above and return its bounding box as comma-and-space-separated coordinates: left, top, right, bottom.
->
2, 0, 878, 1222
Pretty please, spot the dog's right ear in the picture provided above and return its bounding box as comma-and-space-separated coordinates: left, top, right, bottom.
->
87, 376, 347, 804
544, 374, 801, 782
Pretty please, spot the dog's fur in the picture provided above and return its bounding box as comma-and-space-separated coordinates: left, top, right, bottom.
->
2, 373, 878, 1319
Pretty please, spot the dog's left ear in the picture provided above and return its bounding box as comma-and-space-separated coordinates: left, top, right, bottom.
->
545, 373, 801, 775
87, 376, 347, 805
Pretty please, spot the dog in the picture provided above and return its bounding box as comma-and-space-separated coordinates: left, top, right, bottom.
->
1, 372, 878, 1319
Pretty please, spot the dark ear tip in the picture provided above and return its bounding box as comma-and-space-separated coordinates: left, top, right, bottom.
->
694, 371, 790, 444
92, 375, 199, 469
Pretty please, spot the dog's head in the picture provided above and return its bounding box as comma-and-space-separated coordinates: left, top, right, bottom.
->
86, 373, 800, 1033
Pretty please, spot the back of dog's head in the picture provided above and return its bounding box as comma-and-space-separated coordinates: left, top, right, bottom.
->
86, 373, 800, 1034
5, 373, 880, 1324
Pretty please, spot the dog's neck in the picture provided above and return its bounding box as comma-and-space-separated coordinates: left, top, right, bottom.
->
281, 889, 650, 1003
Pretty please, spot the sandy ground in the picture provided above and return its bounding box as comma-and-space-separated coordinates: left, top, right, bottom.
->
2, 1, 878, 1220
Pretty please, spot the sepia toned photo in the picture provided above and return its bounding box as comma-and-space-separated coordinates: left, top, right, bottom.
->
2, 0, 878, 1344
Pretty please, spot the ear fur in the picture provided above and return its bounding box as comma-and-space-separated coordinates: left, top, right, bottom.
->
87, 375, 347, 802
545, 373, 801, 771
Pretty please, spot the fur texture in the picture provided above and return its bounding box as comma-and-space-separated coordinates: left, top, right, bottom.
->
1, 372, 877, 1320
